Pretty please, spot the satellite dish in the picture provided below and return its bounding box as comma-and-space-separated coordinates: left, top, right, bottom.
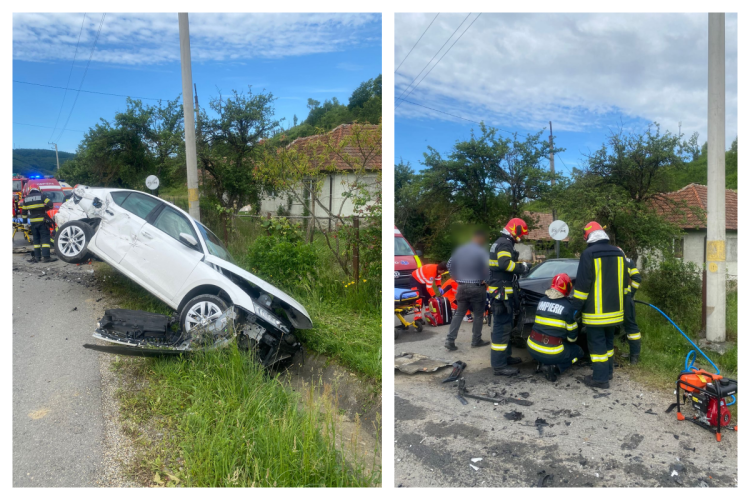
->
549, 220, 569, 241
145, 175, 160, 191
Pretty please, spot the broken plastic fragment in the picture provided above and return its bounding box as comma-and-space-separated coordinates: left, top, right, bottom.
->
469, 464, 479, 471
471, 458, 483, 463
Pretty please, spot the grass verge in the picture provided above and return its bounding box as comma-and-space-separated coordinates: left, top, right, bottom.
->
97, 264, 381, 487
615, 289, 738, 418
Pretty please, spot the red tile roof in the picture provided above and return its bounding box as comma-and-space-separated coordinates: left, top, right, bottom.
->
287, 123, 381, 171
650, 183, 737, 231
522, 211, 570, 241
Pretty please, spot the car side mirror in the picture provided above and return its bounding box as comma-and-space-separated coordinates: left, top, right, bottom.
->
416, 250, 423, 257
180, 233, 198, 247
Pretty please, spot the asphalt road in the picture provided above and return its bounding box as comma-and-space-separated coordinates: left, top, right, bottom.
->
394, 319, 738, 488
12, 239, 106, 487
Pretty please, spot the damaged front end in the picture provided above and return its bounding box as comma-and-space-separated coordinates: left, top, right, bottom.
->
85, 305, 303, 367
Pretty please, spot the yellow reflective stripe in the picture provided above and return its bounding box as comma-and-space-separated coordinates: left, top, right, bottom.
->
527, 338, 564, 355
491, 343, 508, 351
607, 349, 614, 358
573, 289, 589, 300
34, 245, 41, 248
631, 281, 640, 289
414, 255, 422, 268
534, 316, 566, 329
487, 286, 498, 292
627, 332, 641, 340
504, 287, 513, 295
489, 259, 500, 267
572, 357, 578, 364
497, 251, 512, 258
594, 258, 602, 314
29, 217, 45, 222
42, 244, 50, 248
590, 354, 609, 362
22, 203, 45, 209
618, 256, 624, 312
624, 286, 631, 294
629, 267, 640, 276
582, 311, 623, 319
44, 198, 51, 204
582, 314, 624, 325
567, 337, 577, 343
506, 261, 516, 272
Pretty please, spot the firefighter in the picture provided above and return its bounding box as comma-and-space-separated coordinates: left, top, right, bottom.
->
409, 261, 448, 301
488, 218, 531, 376
20, 186, 57, 263
528, 273, 584, 382
570, 222, 625, 389
619, 248, 642, 365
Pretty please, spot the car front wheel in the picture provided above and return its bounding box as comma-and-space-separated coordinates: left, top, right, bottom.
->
179, 294, 228, 333
55, 220, 93, 263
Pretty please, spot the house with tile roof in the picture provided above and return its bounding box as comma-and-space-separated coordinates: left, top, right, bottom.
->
650, 183, 737, 277
258, 123, 381, 220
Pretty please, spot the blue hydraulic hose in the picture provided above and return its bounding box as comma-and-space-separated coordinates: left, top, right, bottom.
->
634, 300, 720, 374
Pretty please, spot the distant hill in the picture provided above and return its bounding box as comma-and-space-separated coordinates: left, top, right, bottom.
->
13, 148, 76, 177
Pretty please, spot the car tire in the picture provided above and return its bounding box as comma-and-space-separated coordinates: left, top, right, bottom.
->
55, 220, 93, 263
179, 294, 228, 333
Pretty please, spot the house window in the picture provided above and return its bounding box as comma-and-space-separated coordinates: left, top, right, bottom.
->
673, 237, 684, 259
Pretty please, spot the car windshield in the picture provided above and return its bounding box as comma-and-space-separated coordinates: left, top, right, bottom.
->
196, 223, 236, 264
526, 260, 579, 279
395, 237, 415, 256
43, 191, 66, 203
13, 180, 24, 191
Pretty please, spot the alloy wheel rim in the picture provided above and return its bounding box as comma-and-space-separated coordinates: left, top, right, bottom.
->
59, 226, 86, 257
184, 301, 223, 332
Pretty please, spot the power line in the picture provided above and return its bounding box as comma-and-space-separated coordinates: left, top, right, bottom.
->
397, 13, 482, 107
54, 13, 106, 143
399, 99, 481, 124
395, 13, 471, 105
14, 80, 168, 102
395, 13, 439, 74
14, 122, 86, 133
48, 13, 87, 142
398, 98, 515, 136
556, 153, 573, 175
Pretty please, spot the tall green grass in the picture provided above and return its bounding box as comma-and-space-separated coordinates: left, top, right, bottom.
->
618, 289, 738, 389
116, 347, 378, 487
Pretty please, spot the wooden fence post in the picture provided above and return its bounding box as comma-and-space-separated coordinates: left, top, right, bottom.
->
353, 216, 360, 287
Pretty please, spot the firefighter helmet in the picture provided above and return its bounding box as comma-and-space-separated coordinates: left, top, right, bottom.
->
583, 221, 603, 241
505, 218, 529, 242
550, 273, 573, 296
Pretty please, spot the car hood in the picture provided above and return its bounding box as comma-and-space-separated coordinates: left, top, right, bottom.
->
204, 255, 313, 330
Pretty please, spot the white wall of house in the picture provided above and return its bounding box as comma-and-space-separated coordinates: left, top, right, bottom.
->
258, 171, 380, 220
636, 230, 737, 278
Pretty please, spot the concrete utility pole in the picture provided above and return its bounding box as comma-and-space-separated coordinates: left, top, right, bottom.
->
549, 121, 559, 258
706, 13, 726, 342
178, 12, 201, 222
49, 142, 60, 171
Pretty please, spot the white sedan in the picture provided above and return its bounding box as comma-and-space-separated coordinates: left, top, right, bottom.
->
55, 186, 312, 363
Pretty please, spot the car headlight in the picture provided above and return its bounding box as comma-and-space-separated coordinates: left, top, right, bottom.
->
253, 303, 289, 333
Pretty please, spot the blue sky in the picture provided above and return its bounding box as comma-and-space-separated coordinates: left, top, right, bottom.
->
13, 13, 382, 154
395, 13, 738, 173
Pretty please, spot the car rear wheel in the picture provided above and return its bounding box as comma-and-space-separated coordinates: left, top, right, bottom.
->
180, 294, 228, 333
55, 220, 93, 263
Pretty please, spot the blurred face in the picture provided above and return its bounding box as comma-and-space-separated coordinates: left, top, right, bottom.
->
472, 234, 486, 246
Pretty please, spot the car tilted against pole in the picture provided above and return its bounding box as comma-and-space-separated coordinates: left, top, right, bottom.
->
55, 185, 312, 366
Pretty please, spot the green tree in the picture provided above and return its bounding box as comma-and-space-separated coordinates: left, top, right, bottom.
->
197, 87, 280, 214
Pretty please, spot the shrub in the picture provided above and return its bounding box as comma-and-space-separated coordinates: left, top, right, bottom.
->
642, 257, 702, 325
245, 235, 317, 291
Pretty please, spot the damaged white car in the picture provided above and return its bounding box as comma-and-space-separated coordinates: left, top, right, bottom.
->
55, 185, 311, 365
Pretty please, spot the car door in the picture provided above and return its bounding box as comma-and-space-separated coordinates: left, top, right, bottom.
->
93, 192, 161, 264
121, 205, 204, 302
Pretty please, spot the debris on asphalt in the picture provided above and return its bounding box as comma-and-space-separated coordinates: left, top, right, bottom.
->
442, 361, 467, 383
471, 458, 483, 463
593, 392, 610, 399
645, 409, 658, 415
620, 433, 644, 450
395, 353, 452, 374
469, 464, 479, 471
504, 411, 524, 421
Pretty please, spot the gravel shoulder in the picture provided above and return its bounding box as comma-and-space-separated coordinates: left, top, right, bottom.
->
394, 319, 738, 488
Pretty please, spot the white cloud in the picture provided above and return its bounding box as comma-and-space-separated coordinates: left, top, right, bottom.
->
395, 13, 738, 146
13, 13, 380, 65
